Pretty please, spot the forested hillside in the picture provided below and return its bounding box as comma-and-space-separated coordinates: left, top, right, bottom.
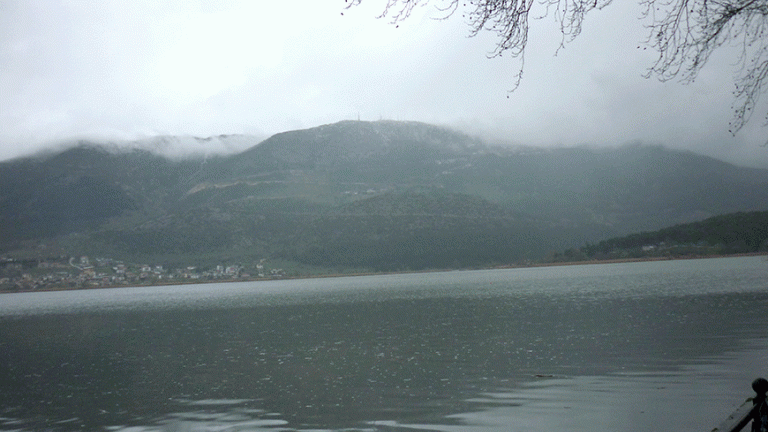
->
553, 211, 768, 262
2, 120, 768, 274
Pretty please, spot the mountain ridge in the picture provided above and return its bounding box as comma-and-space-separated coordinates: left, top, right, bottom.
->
2, 120, 767, 272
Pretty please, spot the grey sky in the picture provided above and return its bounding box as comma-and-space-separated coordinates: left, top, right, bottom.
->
1, 0, 767, 167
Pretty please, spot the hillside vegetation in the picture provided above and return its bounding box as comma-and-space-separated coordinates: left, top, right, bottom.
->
2, 120, 768, 277
552, 211, 768, 262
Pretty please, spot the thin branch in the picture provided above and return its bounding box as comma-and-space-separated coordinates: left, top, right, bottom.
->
347, 0, 768, 137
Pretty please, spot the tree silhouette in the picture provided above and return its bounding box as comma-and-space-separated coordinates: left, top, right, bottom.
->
346, 0, 768, 136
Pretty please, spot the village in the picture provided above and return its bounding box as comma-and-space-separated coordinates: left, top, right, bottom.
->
0, 255, 286, 292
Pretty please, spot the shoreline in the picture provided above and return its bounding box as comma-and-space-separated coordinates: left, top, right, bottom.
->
494, 251, 768, 269
3, 252, 766, 294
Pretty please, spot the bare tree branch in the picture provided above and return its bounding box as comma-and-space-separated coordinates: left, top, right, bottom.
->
640, 0, 768, 134
346, 0, 768, 138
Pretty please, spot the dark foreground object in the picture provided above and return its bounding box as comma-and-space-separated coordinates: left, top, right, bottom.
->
713, 378, 768, 432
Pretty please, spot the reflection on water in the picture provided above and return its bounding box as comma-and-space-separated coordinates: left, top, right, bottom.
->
0, 256, 767, 431
438, 342, 768, 432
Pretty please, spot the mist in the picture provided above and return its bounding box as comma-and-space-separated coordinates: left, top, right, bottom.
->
1, 1, 767, 167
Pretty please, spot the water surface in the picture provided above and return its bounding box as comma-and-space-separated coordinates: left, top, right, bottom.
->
1, 256, 766, 431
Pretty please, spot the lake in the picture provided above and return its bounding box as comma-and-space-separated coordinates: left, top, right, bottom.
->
1, 256, 767, 432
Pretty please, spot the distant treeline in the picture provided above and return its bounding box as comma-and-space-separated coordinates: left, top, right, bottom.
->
562, 211, 768, 261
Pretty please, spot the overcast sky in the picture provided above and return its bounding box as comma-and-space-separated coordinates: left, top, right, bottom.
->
2, 0, 767, 167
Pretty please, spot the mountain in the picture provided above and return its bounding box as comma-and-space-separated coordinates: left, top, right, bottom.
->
2, 120, 768, 272
553, 211, 768, 261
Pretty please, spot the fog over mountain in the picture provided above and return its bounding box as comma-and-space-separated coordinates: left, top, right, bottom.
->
2, 1, 768, 167
2, 120, 767, 272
